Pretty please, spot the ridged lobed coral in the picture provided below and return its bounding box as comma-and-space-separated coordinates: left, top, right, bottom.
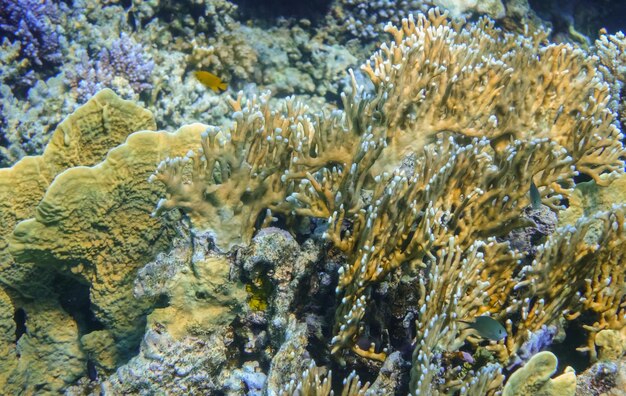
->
9, 123, 207, 366
0, 89, 156, 393
0, 89, 156, 297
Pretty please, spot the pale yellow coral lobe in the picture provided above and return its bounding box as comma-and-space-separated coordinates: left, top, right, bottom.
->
148, 255, 246, 339
503, 351, 576, 396
9, 124, 206, 350
0, 89, 157, 393
0, 89, 156, 295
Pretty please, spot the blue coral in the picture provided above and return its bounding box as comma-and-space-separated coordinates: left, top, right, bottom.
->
0, 0, 66, 67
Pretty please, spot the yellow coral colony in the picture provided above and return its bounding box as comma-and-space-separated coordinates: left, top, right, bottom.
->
148, 11, 625, 393
9, 124, 205, 353
0, 89, 157, 393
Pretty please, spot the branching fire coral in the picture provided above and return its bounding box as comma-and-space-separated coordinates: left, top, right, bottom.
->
149, 8, 625, 394
2, 0, 625, 393
150, 92, 315, 251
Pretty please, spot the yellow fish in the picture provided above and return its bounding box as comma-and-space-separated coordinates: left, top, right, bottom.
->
194, 71, 227, 93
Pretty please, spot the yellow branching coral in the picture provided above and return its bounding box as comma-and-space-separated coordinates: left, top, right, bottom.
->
362, 10, 624, 183
458, 363, 504, 396
501, 207, 626, 361
187, 33, 258, 82
151, 88, 378, 251
409, 237, 512, 395
279, 361, 370, 396
328, 136, 574, 360
312, 9, 626, 369
151, 92, 317, 251
595, 31, 626, 127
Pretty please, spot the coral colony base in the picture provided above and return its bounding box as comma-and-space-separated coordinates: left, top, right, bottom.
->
1, 1, 626, 395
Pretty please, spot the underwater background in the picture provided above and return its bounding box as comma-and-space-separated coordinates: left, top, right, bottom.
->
1, 0, 626, 394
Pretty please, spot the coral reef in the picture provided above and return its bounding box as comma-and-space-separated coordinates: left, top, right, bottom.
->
322, 0, 429, 44
594, 329, 626, 362
576, 356, 626, 395
101, 325, 230, 395
432, 0, 505, 19
0, 75, 70, 165
137, 9, 625, 394
0, 2, 625, 395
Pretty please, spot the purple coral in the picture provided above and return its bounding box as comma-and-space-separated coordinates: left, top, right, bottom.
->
508, 325, 558, 369
97, 33, 155, 93
66, 33, 154, 101
0, 0, 65, 67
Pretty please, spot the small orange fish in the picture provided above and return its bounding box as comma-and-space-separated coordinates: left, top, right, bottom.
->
194, 71, 227, 93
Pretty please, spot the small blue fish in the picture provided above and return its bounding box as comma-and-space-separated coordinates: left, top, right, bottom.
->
460, 316, 507, 341
530, 180, 541, 210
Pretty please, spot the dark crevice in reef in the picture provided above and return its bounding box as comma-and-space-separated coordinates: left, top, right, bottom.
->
231, 0, 332, 26
143, 1, 209, 32
574, 171, 593, 185
232, 315, 272, 372
289, 242, 393, 391
549, 312, 594, 374
153, 293, 171, 309
529, 0, 626, 39
55, 275, 105, 335
14, 307, 27, 343
291, 244, 340, 360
